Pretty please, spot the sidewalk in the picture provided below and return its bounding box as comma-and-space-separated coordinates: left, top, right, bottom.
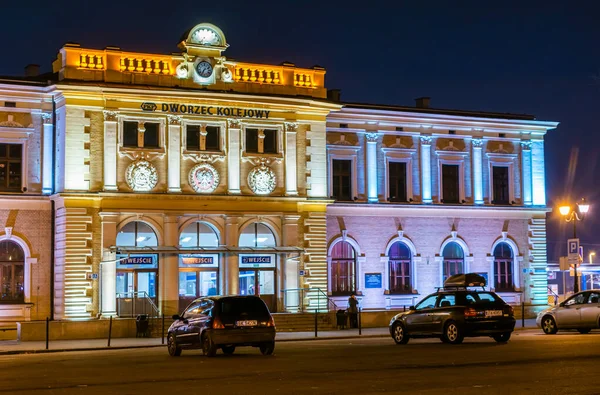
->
0, 319, 537, 356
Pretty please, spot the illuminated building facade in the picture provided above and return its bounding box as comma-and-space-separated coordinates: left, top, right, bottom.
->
0, 81, 53, 322
325, 102, 557, 312
0, 23, 558, 328
40, 23, 337, 319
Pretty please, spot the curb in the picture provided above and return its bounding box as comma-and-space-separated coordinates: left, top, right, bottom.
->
0, 328, 539, 355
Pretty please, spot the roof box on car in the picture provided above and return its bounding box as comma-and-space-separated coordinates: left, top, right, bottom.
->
443, 273, 487, 288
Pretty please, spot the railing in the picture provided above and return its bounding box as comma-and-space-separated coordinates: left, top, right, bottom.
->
547, 287, 560, 306
116, 291, 160, 319
281, 288, 338, 313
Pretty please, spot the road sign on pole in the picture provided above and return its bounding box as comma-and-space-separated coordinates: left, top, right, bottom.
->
568, 238, 580, 266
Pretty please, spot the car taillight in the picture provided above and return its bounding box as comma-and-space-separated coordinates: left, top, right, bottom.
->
504, 306, 514, 316
464, 307, 477, 318
212, 317, 225, 329
266, 317, 275, 327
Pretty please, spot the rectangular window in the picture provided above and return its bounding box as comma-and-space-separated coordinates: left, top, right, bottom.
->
389, 260, 411, 294
332, 159, 352, 201
186, 125, 200, 150
388, 162, 407, 202
0, 143, 22, 192
494, 260, 513, 291
442, 164, 459, 203
246, 128, 259, 153
263, 129, 277, 154
122, 121, 138, 147
205, 126, 220, 151
143, 122, 160, 148
331, 260, 355, 295
492, 166, 510, 205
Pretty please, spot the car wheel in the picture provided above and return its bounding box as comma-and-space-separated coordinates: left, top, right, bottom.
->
221, 345, 236, 355
202, 334, 217, 357
167, 334, 182, 357
492, 332, 511, 343
541, 315, 558, 334
443, 321, 464, 344
577, 328, 591, 334
392, 322, 409, 345
259, 341, 275, 355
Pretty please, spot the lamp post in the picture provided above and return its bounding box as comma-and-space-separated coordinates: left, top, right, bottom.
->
559, 198, 590, 293
590, 252, 596, 265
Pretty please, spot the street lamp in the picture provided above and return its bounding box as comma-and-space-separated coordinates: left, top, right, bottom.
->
590, 252, 596, 265
559, 198, 590, 293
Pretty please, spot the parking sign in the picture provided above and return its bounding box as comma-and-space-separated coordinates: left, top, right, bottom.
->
568, 238, 580, 265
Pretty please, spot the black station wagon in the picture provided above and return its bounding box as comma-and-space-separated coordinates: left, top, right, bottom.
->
167, 295, 276, 357
389, 273, 516, 344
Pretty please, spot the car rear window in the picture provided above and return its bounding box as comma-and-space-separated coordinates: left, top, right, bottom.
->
465, 292, 500, 305
219, 297, 270, 317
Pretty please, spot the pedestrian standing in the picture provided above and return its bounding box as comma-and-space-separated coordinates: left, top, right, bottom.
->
347, 293, 359, 328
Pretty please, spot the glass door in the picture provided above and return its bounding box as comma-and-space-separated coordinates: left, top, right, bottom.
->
238, 270, 276, 312
178, 270, 218, 312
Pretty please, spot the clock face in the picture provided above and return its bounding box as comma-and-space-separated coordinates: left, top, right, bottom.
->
196, 61, 213, 78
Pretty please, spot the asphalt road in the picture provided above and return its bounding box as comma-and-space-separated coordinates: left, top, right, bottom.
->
1, 329, 599, 395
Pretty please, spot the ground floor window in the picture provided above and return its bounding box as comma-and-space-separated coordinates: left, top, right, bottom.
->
330, 241, 356, 296
388, 241, 412, 294
239, 254, 277, 312
0, 240, 25, 303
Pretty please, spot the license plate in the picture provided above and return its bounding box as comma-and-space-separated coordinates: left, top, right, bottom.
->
485, 310, 503, 318
236, 320, 257, 327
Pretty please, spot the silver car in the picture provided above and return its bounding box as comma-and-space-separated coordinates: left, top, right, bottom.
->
537, 290, 600, 334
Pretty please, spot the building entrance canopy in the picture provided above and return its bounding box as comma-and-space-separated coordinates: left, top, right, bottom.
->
108, 246, 303, 255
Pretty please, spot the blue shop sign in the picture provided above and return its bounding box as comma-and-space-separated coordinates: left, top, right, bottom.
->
242, 256, 271, 264
180, 255, 214, 265
117, 254, 158, 267
365, 273, 382, 289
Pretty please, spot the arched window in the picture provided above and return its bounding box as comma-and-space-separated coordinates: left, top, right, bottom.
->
179, 222, 219, 247
116, 221, 158, 247
239, 223, 276, 247
442, 242, 464, 281
389, 241, 412, 294
493, 242, 514, 292
331, 241, 356, 296
0, 240, 24, 303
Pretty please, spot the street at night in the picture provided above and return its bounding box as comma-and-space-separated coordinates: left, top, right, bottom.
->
1, 330, 599, 395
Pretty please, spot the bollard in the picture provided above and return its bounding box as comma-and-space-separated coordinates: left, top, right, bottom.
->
107, 316, 113, 347
358, 308, 362, 335
314, 308, 318, 338
161, 314, 165, 345
521, 302, 525, 328
45, 317, 49, 350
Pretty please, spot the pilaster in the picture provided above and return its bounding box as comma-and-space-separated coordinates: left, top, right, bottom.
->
103, 111, 118, 191
521, 141, 533, 206
225, 216, 240, 294
167, 115, 182, 193
100, 213, 118, 317
420, 135, 433, 203
162, 215, 180, 314
41, 112, 53, 194
472, 138, 484, 204
227, 119, 241, 194
366, 133, 379, 203
285, 122, 298, 195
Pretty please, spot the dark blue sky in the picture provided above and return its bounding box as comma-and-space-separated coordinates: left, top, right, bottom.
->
2, 0, 599, 260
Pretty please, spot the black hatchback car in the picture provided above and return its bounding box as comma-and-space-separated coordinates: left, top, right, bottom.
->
389, 274, 516, 345
167, 295, 276, 357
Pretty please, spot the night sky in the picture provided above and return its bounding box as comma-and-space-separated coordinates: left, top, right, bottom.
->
2, 1, 599, 260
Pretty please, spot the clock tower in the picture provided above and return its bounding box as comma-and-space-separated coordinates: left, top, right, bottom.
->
176, 23, 231, 85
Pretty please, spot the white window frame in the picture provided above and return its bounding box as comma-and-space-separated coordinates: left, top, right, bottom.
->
181, 119, 227, 155
241, 123, 284, 158
436, 236, 473, 287
486, 153, 517, 205
436, 151, 468, 204
327, 148, 359, 200
382, 148, 416, 202
0, 130, 32, 193
118, 115, 166, 153
487, 236, 523, 293
382, 235, 420, 294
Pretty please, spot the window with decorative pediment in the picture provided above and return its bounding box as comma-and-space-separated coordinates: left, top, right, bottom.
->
442, 242, 464, 281
0, 240, 24, 303
493, 242, 514, 292
330, 241, 356, 296
388, 242, 412, 294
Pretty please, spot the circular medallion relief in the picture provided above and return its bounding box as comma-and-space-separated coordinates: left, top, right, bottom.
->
248, 165, 276, 195
126, 160, 158, 192
189, 163, 220, 193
